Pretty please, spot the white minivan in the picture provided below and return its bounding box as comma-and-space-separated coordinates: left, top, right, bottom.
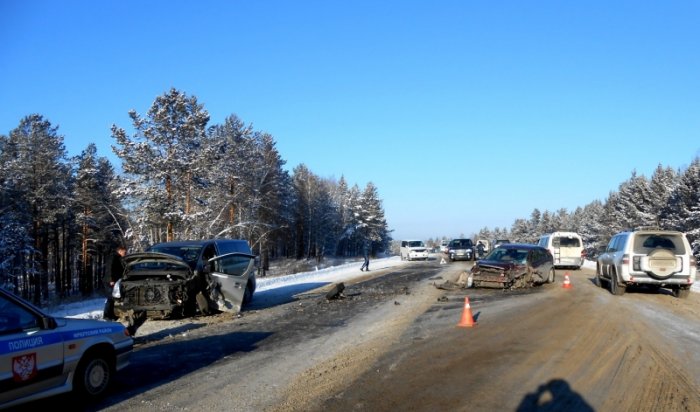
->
400, 240, 429, 261
537, 231, 585, 269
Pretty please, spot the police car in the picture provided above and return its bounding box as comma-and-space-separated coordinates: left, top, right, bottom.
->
0, 287, 133, 409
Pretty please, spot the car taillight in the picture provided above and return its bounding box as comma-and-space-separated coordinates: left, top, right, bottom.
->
621, 254, 630, 266
691, 255, 697, 269
632, 256, 641, 271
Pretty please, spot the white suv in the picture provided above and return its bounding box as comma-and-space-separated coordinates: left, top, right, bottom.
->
400, 240, 429, 261
596, 228, 696, 298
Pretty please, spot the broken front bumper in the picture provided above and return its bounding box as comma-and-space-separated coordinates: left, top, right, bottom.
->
471, 273, 512, 288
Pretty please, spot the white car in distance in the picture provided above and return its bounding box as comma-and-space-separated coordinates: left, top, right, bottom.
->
400, 240, 429, 261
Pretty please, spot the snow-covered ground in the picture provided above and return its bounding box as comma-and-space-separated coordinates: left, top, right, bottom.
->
48, 255, 699, 319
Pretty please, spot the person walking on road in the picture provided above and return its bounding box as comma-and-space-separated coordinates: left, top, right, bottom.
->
360, 240, 370, 271
103, 244, 127, 320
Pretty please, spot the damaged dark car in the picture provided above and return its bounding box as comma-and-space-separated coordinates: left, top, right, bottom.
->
108, 239, 257, 334
469, 243, 555, 289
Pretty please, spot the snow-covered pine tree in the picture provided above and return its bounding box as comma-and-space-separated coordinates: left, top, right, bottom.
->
663, 158, 700, 241
73, 143, 124, 296
111, 88, 212, 243
648, 164, 679, 227
575, 200, 606, 249
358, 182, 390, 254
0, 115, 71, 303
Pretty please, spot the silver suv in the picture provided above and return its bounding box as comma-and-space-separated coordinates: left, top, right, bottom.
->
596, 228, 697, 298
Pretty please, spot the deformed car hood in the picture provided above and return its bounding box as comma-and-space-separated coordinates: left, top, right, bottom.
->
122, 252, 194, 279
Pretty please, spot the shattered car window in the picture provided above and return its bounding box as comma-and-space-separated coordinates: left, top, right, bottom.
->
489, 248, 528, 264
148, 245, 204, 268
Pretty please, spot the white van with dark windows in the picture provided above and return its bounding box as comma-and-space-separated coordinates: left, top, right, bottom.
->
537, 231, 585, 269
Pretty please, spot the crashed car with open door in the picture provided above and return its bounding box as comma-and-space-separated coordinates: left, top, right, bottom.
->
202, 251, 257, 314
109, 246, 256, 334
468, 243, 555, 289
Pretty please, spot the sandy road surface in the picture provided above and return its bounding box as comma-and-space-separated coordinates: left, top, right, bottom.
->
310, 267, 700, 411
20, 261, 697, 411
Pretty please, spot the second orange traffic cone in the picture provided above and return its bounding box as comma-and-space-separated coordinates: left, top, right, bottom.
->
457, 297, 476, 328
563, 273, 572, 289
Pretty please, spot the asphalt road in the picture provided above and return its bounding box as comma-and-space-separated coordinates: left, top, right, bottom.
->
16, 257, 700, 411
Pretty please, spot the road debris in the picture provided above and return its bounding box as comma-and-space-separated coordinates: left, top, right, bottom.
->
325, 282, 346, 300
434, 271, 470, 290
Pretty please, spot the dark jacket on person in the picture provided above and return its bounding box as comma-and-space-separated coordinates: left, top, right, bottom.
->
106, 252, 125, 284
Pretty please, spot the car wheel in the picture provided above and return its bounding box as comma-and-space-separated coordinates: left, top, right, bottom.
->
126, 311, 147, 336
243, 282, 254, 305
610, 270, 626, 296
196, 292, 212, 315
672, 286, 691, 299
595, 264, 606, 288
74, 351, 112, 398
547, 267, 555, 283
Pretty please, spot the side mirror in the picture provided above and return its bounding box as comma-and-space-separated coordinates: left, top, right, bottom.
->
42, 316, 58, 330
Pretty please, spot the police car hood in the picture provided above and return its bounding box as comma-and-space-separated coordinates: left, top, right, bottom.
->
54, 317, 132, 350
122, 252, 194, 280
54, 316, 129, 335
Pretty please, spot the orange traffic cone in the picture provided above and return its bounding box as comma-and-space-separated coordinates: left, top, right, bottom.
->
457, 297, 476, 328
563, 273, 572, 289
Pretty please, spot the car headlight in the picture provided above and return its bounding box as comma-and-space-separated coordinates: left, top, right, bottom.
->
112, 279, 122, 299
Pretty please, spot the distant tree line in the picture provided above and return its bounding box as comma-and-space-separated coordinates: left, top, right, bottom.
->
0, 88, 390, 304
427, 162, 700, 256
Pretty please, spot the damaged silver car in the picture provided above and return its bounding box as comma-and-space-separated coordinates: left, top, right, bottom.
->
108, 239, 257, 334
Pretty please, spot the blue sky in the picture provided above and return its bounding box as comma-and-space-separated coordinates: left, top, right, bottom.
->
1, 1, 699, 241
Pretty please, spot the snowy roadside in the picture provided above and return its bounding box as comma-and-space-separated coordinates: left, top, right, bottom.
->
255, 256, 407, 292
48, 256, 698, 320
